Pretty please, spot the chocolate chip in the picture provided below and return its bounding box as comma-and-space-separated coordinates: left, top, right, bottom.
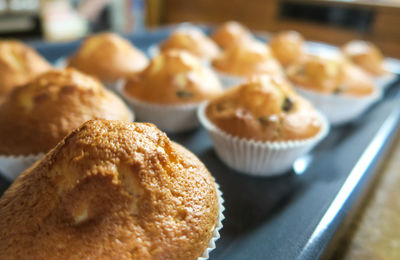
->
258, 116, 269, 125
282, 97, 294, 112
333, 86, 343, 95
176, 90, 194, 99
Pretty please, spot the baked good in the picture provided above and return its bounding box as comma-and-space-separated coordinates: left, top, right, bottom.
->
211, 21, 254, 49
0, 119, 219, 259
0, 40, 52, 98
212, 40, 283, 77
160, 28, 220, 60
286, 55, 375, 96
341, 40, 387, 76
68, 32, 148, 82
206, 75, 321, 141
269, 30, 306, 67
0, 68, 133, 156
124, 49, 222, 104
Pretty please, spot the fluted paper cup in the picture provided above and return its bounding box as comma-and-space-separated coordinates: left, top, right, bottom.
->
118, 85, 201, 133
199, 181, 225, 259
375, 73, 397, 89
0, 153, 44, 181
198, 102, 330, 176
295, 86, 382, 125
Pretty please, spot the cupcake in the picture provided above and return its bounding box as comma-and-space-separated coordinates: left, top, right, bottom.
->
212, 40, 283, 88
68, 32, 148, 89
0, 40, 52, 99
120, 49, 223, 133
286, 55, 382, 124
198, 74, 329, 176
159, 27, 220, 60
0, 119, 223, 259
269, 30, 306, 67
211, 21, 254, 50
0, 68, 133, 180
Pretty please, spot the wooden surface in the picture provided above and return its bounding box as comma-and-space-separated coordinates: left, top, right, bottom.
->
331, 132, 400, 259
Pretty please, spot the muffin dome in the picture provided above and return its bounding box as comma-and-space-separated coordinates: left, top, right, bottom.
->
160, 28, 220, 60
124, 50, 223, 104
0, 69, 133, 155
286, 55, 375, 96
68, 32, 149, 82
0, 119, 219, 259
211, 21, 253, 49
341, 40, 387, 76
0, 40, 52, 98
206, 75, 321, 141
269, 31, 306, 67
212, 41, 283, 76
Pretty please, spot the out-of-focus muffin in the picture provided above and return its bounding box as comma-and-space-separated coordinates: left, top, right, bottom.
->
212, 40, 283, 77
206, 75, 321, 141
0, 40, 52, 99
124, 49, 222, 104
160, 28, 220, 60
211, 21, 254, 50
0, 68, 133, 156
198, 74, 328, 175
341, 40, 388, 76
0, 119, 220, 259
68, 32, 148, 83
121, 50, 223, 133
269, 30, 306, 67
286, 55, 375, 96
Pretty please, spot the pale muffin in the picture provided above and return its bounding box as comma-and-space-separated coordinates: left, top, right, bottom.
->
211, 21, 254, 50
269, 30, 306, 67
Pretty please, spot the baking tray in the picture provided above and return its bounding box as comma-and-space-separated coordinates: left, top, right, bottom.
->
1, 26, 400, 259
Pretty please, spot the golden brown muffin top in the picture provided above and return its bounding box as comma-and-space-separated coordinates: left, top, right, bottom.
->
0, 119, 219, 260
286, 55, 375, 96
212, 40, 283, 77
0, 69, 133, 155
68, 32, 149, 82
211, 21, 254, 50
206, 75, 322, 141
269, 30, 306, 67
160, 28, 220, 60
124, 50, 223, 104
0, 40, 52, 98
341, 40, 387, 76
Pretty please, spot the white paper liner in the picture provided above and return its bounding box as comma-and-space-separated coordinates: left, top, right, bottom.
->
0, 153, 44, 181
215, 71, 246, 89
199, 181, 225, 259
117, 84, 201, 133
374, 72, 397, 89
295, 86, 382, 125
198, 102, 330, 176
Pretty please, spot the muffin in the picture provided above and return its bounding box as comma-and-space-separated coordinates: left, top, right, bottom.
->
159, 27, 220, 60
0, 119, 223, 259
269, 30, 306, 67
198, 74, 329, 176
68, 32, 148, 88
0, 40, 52, 99
286, 56, 381, 124
121, 49, 223, 133
0, 68, 133, 180
211, 21, 254, 50
341, 40, 388, 77
212, 40, 283, 87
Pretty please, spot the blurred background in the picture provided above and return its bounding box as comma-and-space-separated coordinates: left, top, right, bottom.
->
0, 0, 399, 57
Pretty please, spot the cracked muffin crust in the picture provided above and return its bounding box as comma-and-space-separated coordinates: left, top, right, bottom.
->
68, 32, 149, 82
124, 49, 222, 104
0, 40, 52, 98
286, 55, 375, 96
206, 75, 321, 141
0, 119, 219, 260
0, 69, 133, 155
211, 21, 254, 50
160, 28, 220, 60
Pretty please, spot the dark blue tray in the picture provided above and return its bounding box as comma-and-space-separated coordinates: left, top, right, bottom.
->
1, 27, 400, 259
